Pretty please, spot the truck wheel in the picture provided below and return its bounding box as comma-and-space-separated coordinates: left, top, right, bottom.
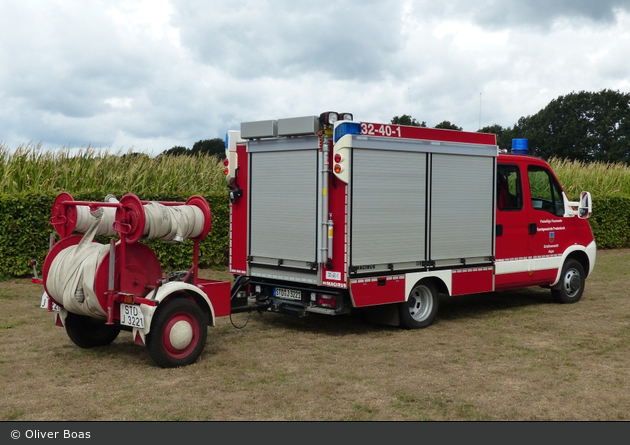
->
65, 312, 121, 348
551, 259, 585, 304
398, 281, 439, 329
146, 298, 207, 368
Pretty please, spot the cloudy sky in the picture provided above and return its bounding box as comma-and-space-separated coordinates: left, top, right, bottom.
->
1, 0, 629, 156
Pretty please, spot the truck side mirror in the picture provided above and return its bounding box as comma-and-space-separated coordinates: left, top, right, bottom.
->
578, 191, 592, 219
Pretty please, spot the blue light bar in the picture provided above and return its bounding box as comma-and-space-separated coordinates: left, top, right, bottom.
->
334, 121, 362, 143
512, 138, 528, 155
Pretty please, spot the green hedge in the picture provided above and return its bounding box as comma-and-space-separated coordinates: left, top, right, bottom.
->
589, 196, 630, 249
1, 192, 629, 278
0, 192, 228, 278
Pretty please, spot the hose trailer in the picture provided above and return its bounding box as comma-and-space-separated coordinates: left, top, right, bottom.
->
38, 192, 227, 368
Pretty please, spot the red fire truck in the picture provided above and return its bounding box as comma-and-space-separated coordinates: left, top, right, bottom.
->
37, 111, 595, 368
224, 111, 595, 329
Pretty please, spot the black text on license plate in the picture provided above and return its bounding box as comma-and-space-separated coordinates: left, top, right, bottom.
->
120, 303, 145, 328
274, 287, 301, 300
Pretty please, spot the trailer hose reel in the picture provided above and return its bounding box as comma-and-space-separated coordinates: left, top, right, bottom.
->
43, 192, 211, 318
50, 193, 212, 243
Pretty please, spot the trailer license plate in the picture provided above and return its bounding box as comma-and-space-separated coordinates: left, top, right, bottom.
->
40, 292, 60, 311
120, 304, 145, 329
274, 287, 301, 300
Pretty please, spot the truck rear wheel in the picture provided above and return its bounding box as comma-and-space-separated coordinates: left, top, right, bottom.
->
65, 312, 121, 348
399, 281, 439, 329
146, 298, 207, 368
551, 259, 585, 304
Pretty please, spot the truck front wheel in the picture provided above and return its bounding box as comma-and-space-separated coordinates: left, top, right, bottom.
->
551, 259, 585, 304
65, 312, 121, 348
146, 298, 207, 368
399, 281, 439, 329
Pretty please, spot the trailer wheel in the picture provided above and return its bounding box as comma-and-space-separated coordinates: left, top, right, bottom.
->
399, 281, 439, 329
551, 259, 585, 304
146, 298, 207, 368
65, 312, 121, 348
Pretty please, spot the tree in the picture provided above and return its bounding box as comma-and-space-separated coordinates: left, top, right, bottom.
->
513, 89, 630, 163
391, 115, 426, 127
120, 152, 151, 161
434, 120, 462, 131
160, 146, 190, 157
479, 124, 517, 151
159, 138, 227, 159
191, 138, 226, 159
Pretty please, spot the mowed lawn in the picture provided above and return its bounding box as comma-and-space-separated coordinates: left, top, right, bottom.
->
0, 248, 629, 421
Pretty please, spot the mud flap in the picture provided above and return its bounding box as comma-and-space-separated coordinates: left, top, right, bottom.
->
133, 328, 146, 346
360, 303, 400, 327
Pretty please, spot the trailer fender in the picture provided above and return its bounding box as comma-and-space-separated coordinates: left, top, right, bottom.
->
140, 281, 216, 337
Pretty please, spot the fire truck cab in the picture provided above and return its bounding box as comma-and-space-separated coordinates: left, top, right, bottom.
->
224, 112, 595, 329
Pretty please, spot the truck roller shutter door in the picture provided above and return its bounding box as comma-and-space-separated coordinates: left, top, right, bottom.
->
430, 154, 494, 265
351, 149, 427, 267
250, 149, 317, 266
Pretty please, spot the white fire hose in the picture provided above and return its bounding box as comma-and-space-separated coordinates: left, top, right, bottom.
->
74, 194, 119, 235
46, 208, 111, 319
74, 195, 206, 242
142, 202, 205, 242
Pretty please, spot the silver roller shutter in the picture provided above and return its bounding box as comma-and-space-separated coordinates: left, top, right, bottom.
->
429, 153, 494, 262
351, 149, 427, 266
249, 149, 318, 264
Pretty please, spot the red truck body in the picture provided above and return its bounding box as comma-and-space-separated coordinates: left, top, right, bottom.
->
225, 113, 595, 328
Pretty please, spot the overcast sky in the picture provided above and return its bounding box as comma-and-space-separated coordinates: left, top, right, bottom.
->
1, 0, 629, 156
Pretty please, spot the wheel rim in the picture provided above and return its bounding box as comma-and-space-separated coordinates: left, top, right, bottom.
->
562, 268, 582, 298
408, 286, 433, 322
162, 312, 199, 359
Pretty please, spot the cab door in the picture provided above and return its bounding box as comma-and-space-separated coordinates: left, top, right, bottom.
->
525, 164, 569, 285
495, 161, 532, 289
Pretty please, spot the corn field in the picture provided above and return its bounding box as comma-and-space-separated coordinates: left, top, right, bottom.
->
1, 143, 629, 200
0, 143, 227, 197
548, 157, 630, 200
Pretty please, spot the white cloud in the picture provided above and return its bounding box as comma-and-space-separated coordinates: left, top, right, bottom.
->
105, 97, 134, 108
0, 0, 629, 155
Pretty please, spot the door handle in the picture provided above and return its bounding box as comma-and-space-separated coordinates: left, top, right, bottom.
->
528, 223, 537, 235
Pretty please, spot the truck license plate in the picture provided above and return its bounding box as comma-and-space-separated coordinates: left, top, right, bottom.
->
274, 287, 301, 300
120, 303, 145, 328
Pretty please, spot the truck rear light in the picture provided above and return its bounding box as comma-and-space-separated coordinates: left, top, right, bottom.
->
316, 294, 337, 309
334, 153, 342, 163
334, 164, 343, 174
223, 158, 230, 175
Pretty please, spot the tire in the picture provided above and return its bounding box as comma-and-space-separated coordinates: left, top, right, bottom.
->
551, 259, 585, 304
65, 312, 121, 349
398, 281, 439, 329
146, 298, 207, 368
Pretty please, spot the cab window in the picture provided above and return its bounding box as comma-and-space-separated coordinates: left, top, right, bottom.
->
497, 164, 522, 210
528, 166, 564, 216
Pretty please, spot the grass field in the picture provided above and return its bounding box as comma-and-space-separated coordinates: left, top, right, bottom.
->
1, 248, 629, 421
